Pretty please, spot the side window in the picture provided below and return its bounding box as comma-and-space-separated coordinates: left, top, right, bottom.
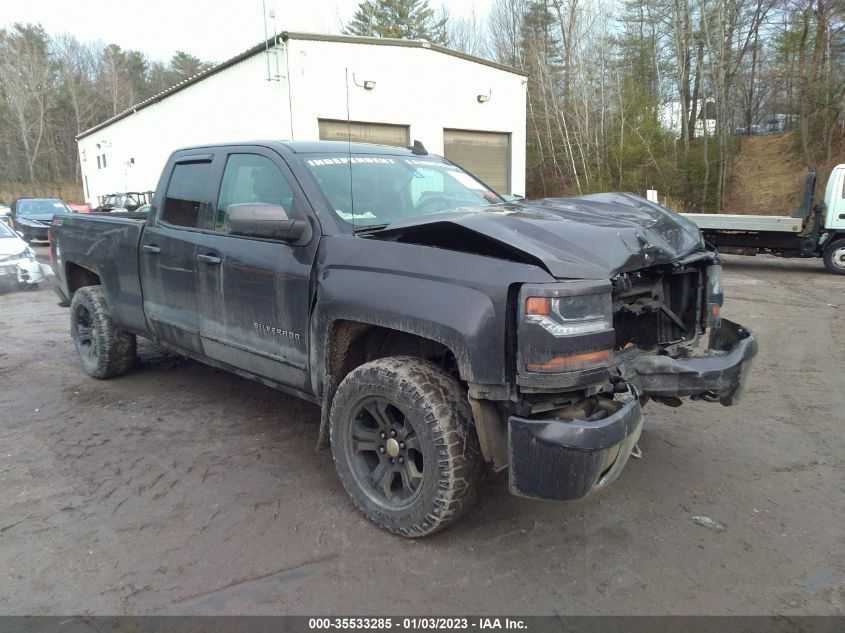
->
161, 161, 211, 228
215, 154, 294, 232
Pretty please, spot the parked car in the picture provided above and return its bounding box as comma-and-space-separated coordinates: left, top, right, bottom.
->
50, 140, 757, 537
94, 192, 150, 213
0, 220, 50, 290
10, 197, 71, 243
66, 203, 91, 214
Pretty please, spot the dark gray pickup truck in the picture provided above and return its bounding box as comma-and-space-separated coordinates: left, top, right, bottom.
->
51, 140, 757, 536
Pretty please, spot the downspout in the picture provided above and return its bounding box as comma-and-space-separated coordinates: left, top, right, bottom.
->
282, 33, 295, 139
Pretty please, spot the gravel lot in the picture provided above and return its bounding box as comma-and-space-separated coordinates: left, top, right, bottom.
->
1, 250, 843, 615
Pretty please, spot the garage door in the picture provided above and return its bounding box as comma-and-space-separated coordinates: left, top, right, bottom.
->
318, 120, 409, 148
444, 129, 510, 194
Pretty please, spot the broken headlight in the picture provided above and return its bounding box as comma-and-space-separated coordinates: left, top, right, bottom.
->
706, 264, 723, 329
0, 248, 30, 263
518, 281, 615, 373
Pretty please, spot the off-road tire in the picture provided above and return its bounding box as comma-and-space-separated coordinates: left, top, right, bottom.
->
823, 238, 845, 275
70, 285, 137, 379
329, 356, 482, 537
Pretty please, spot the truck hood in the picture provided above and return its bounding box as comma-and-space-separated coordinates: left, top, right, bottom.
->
0, 235, 29, 256
373, 193, 706, 279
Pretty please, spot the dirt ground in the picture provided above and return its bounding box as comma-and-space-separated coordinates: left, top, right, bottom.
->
1, 249, 843, 616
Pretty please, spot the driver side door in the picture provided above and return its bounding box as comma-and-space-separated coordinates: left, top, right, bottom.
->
195, 148, 318, 392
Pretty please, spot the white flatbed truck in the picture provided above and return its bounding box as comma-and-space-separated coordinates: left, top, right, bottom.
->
681, 167, 845, 274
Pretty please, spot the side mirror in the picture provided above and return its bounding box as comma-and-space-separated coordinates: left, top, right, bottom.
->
16, 231, 25, 239
225, 203, 307, 242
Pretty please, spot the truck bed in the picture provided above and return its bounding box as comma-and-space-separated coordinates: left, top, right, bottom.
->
681, 213, 803, 233
52, 212, 148, 334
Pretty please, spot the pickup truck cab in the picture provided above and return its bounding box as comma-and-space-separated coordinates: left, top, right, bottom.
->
51, 141, 757, 536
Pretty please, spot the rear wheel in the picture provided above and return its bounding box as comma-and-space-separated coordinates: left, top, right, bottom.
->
329, 356, 481, 537
70, 285, 137, 379
823, 238, 845, 275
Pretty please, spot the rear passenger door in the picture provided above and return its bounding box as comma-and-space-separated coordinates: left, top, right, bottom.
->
195, 147, 318, 392
140, 155, 216, 353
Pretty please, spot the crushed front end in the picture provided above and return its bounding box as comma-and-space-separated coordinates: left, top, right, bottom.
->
504, 253, 757, 501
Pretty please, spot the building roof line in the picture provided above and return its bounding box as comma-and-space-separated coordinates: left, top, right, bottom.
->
280, 31, 528, 77
77, 32, 526, 141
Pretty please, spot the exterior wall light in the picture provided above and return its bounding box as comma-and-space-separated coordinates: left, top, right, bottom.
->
363, 80, 376, 90
477, 91, 491, 103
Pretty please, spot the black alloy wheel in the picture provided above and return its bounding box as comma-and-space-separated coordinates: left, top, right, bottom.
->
69, 285, 137, 379
74, 302, 99, 364
329, 356, 482, 537
347, 397, 425, 507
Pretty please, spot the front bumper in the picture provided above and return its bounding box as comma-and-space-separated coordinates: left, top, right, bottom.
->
16, 224, 50, 242
0, 257, 49, 289
509, 397, 643, 501
618, 318, 757, 406
507, 319, 756, 502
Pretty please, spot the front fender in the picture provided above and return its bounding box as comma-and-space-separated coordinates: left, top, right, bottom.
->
309, 235, 556, 397
313, 270, 494, 383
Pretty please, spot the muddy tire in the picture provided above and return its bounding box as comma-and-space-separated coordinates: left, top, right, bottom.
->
329, 356, 482, 537
823, 238, 845, 275
70, 285, 137, 379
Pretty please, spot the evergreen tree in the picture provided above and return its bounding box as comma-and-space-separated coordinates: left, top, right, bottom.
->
345, 0, 447, 44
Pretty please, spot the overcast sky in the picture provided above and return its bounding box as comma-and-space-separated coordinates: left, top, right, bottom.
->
2, 0, 492, 62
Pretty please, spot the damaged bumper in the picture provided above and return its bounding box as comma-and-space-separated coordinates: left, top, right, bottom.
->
618, 319, 757, 406
508, 396, 643, 501
0, 258, 49, 290
506, 319, 756, 502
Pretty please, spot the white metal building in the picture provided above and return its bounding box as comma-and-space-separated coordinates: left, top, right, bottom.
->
76, 32, 528, 206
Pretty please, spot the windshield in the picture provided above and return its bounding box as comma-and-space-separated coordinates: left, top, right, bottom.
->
0, 222, 14, 237
17, 199, 69, 216
301, 153, 503, 228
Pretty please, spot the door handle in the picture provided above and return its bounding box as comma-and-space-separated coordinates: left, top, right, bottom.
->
197, 253, 221, 265
141, 244, 161, 254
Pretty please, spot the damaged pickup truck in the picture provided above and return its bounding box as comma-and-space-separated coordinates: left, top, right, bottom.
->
50, 141, 757, 536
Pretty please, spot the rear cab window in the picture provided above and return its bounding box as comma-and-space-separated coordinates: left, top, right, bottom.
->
160, 161, 212, 228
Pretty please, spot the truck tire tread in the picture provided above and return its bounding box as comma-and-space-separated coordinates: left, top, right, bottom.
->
70, 285, 137, 379
823, 238, 845, 275
329, 356, 482, 537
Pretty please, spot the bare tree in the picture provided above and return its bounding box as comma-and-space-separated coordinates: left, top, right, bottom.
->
0, 24, 53, 193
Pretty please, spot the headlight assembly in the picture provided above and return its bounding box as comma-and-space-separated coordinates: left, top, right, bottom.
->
525, 293, 612, 336
706, 264, 723, 329
518, 281, 615, 374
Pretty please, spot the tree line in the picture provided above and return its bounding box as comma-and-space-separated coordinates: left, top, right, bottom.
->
349, 0, 844, 211
482, 0, 844, 210
0, 23, 213, 199
2, 1, 842, 210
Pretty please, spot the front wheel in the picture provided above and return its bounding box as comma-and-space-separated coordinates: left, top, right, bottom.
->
823, 238, 845, 275
70, 285, 137, 379
329, 356, 482, 537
